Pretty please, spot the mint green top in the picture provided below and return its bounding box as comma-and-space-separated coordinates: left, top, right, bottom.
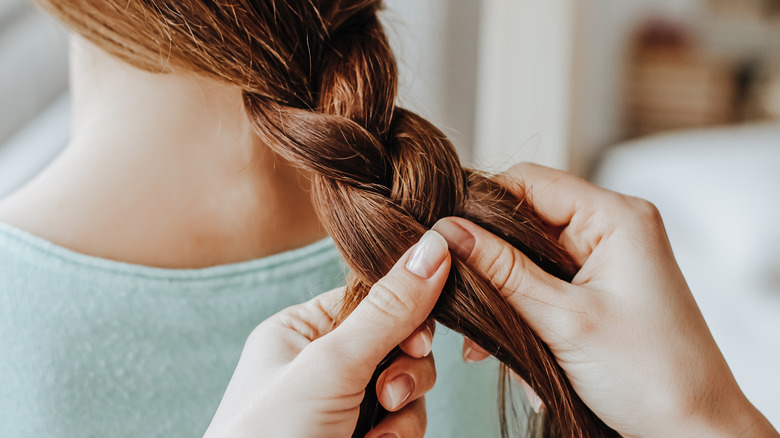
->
0, 222, 499, 437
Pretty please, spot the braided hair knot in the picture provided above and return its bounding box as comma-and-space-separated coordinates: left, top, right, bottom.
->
242, 3, 617, 437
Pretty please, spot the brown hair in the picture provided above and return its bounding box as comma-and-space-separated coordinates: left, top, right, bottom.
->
39, 1, 618, 436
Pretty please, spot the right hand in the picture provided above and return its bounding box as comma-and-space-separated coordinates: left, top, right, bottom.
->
433, 163, 777, 438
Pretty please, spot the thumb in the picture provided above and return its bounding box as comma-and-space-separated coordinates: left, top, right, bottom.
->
432, 217, 574, 336
320, 230, 450, 375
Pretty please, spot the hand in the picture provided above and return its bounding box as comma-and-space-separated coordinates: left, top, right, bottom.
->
204, 231, 451, 438
433, 163, 778, 438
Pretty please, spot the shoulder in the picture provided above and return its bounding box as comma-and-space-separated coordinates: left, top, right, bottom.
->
0, 169, 328, 270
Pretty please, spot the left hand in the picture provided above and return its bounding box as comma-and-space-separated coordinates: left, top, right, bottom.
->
204, 230, 451, 438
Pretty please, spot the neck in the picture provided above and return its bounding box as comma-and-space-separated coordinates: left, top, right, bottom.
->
0, 37, 326, 268
69, 38, 256, 169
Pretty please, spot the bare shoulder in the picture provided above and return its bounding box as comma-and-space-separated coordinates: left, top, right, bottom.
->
0, 169, 179, 266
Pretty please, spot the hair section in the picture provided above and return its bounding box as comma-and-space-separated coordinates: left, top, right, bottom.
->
39, 0, 620, 436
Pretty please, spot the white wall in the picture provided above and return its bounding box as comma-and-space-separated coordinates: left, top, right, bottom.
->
384, 0, 711, 176
572, 0, 705, 175
382, 0, 481, 161
384, 1, 597, 174
385, 1, 582, 172
7, 0, 704, 179
473, 0, 579, 172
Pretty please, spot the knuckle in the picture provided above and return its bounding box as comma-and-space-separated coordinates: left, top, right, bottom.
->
243, 319, 278, 353
245, 308, 290, 347
503, 256, 531, 297
245, 323, 265, 348
509, 161, 536, 174
628, 196, 663, 224
507, 161, 531, 177
479, 244, 527, 296
617, 196, 668, 239
365, 278, 416, 320
505, 162, 534, 187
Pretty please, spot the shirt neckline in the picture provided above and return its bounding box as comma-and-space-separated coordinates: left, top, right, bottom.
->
0, 221, 340, 281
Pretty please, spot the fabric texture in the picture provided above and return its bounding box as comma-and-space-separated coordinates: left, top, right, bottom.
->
0, 221, 499, 437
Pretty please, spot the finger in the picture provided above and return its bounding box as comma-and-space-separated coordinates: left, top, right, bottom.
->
376, 353, 436, 412
398, 318, 435, 358
365, 397, 427, 438
499, 162, 616, 264
462, 338, 491, 363
433, 217, 579, 334
319, 231, 451, 376
272, 287, 346, 345
499, 162, 609, 227
307, 286, 347, 323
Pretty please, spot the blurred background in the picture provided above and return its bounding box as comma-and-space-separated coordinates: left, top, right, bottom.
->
1, 0, 779, 428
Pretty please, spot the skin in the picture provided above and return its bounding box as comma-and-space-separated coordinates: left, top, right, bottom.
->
201, 163, 779, 437
0, 36, 325, 268
1, 33, 773, 438
0, 37, 434, 435
438, 163, 779, 438
205, 231, 450, 437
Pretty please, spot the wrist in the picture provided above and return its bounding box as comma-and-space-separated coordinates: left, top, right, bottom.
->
663, 394, 776, 438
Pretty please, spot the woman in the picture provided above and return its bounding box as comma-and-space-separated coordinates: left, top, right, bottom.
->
0, 1, 492, 436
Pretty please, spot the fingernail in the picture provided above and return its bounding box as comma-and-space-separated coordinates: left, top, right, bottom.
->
432, 219, 475, 261
462, 344, 475, 363
380, 374, 414, 410
420, 323, 433, 357
405, 230, 448, 278
521, 380, 543, 414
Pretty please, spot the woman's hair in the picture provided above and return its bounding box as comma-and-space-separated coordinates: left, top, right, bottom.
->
40, 1, 618, 436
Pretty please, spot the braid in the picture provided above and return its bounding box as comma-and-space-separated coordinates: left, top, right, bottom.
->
245, 4, 618, 437
42, 0, 619, 435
